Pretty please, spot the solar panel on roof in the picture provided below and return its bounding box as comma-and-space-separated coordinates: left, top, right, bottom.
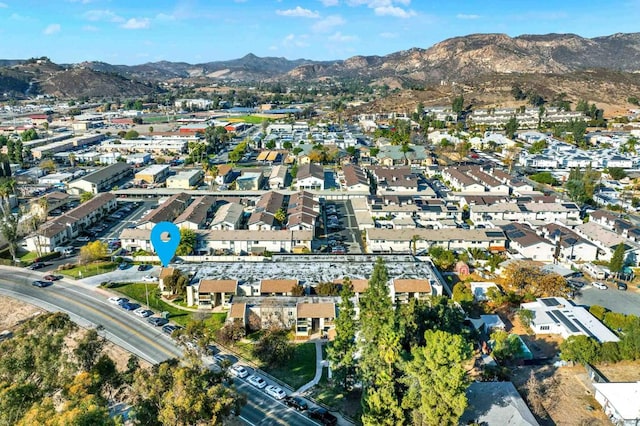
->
574, 319, 597, 339
547, 311, 558, 322
552, 310, 580, 333
541, 298, 560, 307
485, 231, 504, 237
508, 230, 526, 239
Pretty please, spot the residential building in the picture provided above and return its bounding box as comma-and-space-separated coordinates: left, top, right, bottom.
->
460, 382, 539, 426
29, 191, 71, 218
134, 164, 171, 184
366, 228, 507, 253
268, 165, 288, 189
210, 202, 244, 231
248, 191, 285, 231
186, 279, 238, 308
287, 191, 318, 231
540, 223, 598, 262
295, 163, 325, 191
296, 302, 336, 339
501, 223, 556, 262
137, 193, 191, 230
391, 279, 433, 303
592, 381, 640, 425
235, 172, 263, 190
174, 196, 216, 230
24, 193, 117, 253
166, 169, 203, 190
576, 221, 638, 262
200, 229, 313, 255
260, 279, 298, 296
342, 163, 370, 192
520, 297, 620, 343
68, 162, 132, 194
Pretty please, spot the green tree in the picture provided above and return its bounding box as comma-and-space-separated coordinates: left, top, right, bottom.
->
589, 305, 607, 320
326, 278, 357, 390
528, 139, 547, 154
274, 207, 287, 226
451, 95, 464, 115
176, 228, 196, 256
78, 240, 108, 264
609, 243, 626, 276
163, 269, 189, 296
359, 258, 404, 425
560, 335, 599, 363
529, 172, 558, 186
504, 117, 519, 139
490, 330, 525, 362
74, 328, 105, 372
124, 130, 140, 140
315, 281, 341, 296
80, 191, 94, 203
451, 282, 474, 308
253, 326, 293, 367
608, 167, 627, 180
401, 330, 472, 426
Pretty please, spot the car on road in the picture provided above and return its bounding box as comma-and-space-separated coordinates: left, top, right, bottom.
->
567, 280, 584, 289
247, 374, 267, 389
31, 280, 52, 288
616, 281, 628, 291
118, 262, 131, 270
147, 316, 169, 327
283, 396, 308, 411
121, 302, 140, 311
134, 308, 154, 317
43, 274, 62, 281
76, 236, 90, 242
137, 264, 151, 271
264, 385, 286, 400
593, 281, 608, 290
308, 407, 338, 425
28, 262, 46, 270
229, 365, 249, 378
141, 275, 158, 283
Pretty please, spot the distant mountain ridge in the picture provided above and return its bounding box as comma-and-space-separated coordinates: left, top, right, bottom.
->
2, 32, 640, 98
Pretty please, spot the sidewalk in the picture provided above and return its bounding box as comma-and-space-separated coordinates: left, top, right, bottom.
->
296, 340, 325, 394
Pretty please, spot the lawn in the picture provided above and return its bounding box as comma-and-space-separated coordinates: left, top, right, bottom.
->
20, 251, 40, 262
106, 282, 191, 325
262, 343, 317, 389
59, 261, 118, 279
226, 115, 268, 124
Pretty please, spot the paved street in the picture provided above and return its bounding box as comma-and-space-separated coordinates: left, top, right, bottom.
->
573, 283, 640, 315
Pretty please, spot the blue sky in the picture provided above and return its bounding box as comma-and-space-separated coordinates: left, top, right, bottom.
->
1, 0, 639, 65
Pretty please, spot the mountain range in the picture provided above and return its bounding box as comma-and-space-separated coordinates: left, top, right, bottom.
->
2, 32, 640, 101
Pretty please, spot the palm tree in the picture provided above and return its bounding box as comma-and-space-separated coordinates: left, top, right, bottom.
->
69, 153, 77, 167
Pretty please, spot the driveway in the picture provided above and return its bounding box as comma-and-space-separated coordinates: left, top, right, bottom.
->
573, 283, 640, 316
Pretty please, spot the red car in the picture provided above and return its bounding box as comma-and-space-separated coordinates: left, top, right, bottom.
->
43, 275, 62, 281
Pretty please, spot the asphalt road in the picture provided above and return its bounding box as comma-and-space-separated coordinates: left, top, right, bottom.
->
573, 283, 640, 316
0, 267, 325, 426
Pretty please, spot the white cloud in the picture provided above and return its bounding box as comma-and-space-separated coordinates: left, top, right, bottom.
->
374, 5, 415, 18
276, 6, 320, 18
312, 15, 345, 32
43, 24, 61, 35
0, 3, 8, 8
379, 31, 397, 38
82, 25, 98, 31
121, 18, 151, 29
319, 0, 339, 5
155, 13, 176, 21
456, 13, 480, 20
84, 10, 124, 23
328, 31, 357, 42
282, 33, 310, 48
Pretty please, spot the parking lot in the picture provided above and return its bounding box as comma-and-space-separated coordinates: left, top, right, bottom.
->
320, 200, 363, 254
574, 282, 640, 316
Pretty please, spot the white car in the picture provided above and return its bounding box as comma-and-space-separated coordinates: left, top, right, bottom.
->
265, 385, 286, 400
229, 365, 249, 378
593, 281, 608, 290
108, 296, 126, 305
134, 308, 153, 317
141, 275, 158, 283
247, 374, 267, 389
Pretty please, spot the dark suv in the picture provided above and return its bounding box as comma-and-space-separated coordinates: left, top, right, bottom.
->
308, 407, 337, 425
283, 396, 308, 411
616, 281, 628, 291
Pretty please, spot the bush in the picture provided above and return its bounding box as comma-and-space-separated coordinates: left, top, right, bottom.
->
589, 305, 607, 320
253, 327, 293, 367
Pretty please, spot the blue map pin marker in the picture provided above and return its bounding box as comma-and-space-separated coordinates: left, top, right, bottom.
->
150, 222, 181, 267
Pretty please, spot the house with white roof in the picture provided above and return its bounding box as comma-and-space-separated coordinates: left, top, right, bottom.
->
592, 381, 640, 425
520, 297, 619, 343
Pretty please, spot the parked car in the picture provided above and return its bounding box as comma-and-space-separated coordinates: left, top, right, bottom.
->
283, 396, 308, 411
108, 296, 128, 305
76, 236, 90, 242
28, 262, 46, 270
141, 275, 158, 283
121, 302, 140, 311
43, 274, 62, 281
31, 280, 52, 288
147, 317, 169, 327
264, 385, 286, 400
616, 281, 628, 291
137, 264, 151, 271
162, 324, 179, 335
592, 282, 608, 290
118, 262, 131, 270
308, 407, 338, 425
134, 308, 154, 317
214, 354, 231, 365
229, 365, 249, 378
247, 374, 267, 389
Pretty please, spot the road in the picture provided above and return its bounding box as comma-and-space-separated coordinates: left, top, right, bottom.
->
0, 267, 323, 426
